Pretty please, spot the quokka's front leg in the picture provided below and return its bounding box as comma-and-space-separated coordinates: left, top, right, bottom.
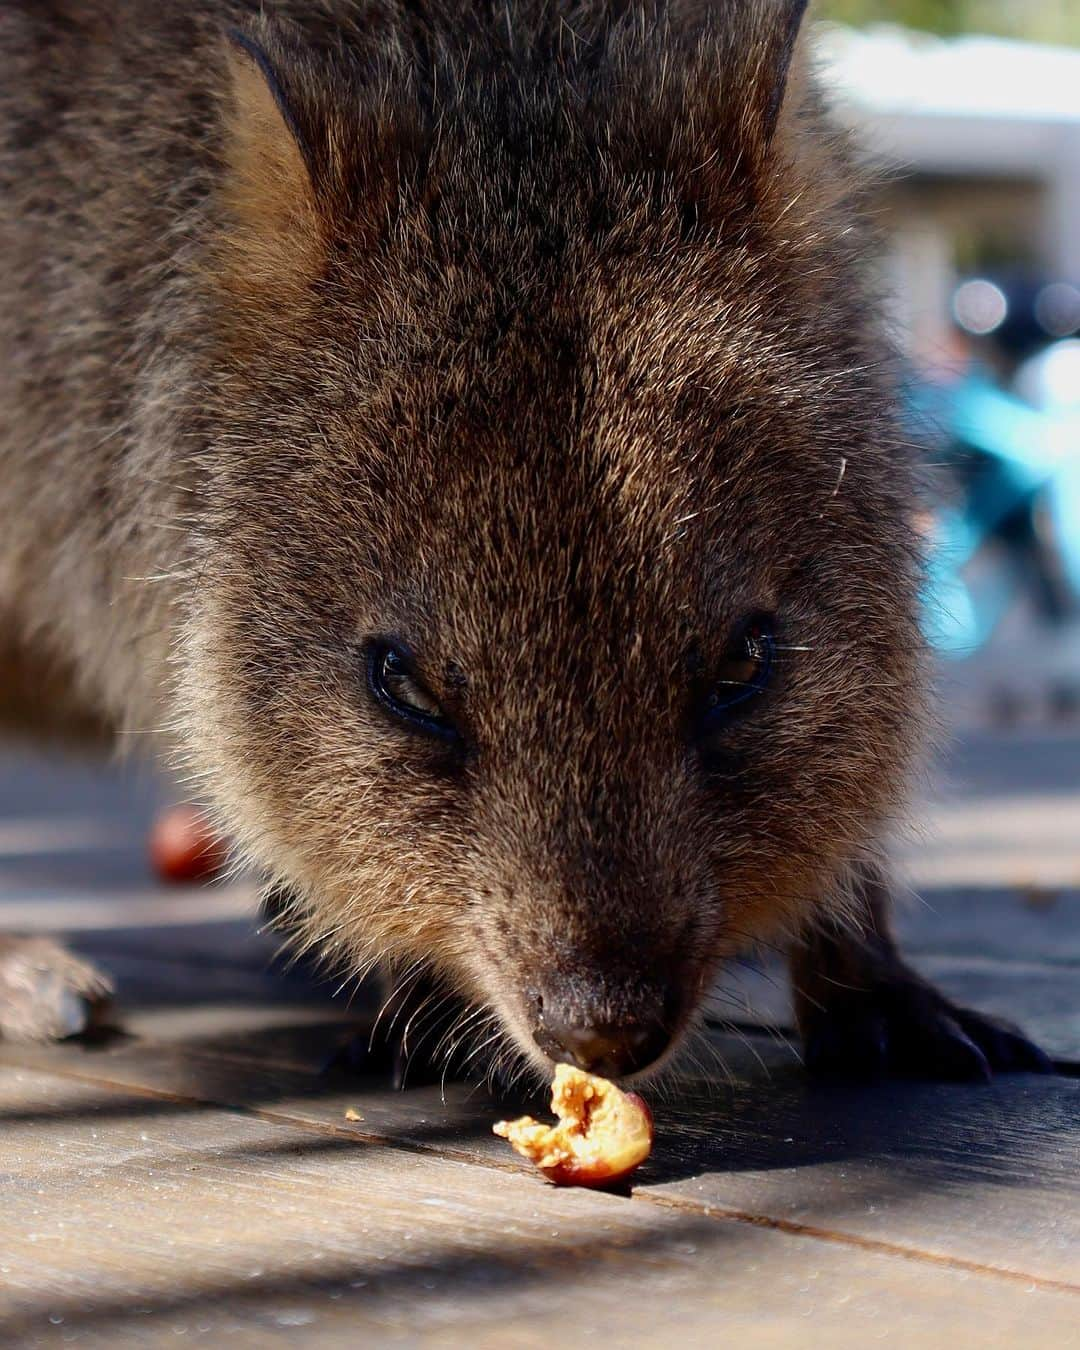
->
789, 862, 1053, 1081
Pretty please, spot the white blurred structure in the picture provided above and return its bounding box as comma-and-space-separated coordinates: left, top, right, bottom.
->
817, 25, 1080, 358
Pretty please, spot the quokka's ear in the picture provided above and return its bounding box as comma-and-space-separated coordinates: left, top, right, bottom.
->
742, 0, 811, 150
218, 26, 324, 303
624, 0, 814, 229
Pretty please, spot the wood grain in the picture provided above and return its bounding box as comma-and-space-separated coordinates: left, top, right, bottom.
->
2, 1066, 1077, 1349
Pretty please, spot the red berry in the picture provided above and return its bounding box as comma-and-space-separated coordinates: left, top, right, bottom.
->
149, 804, 229, 884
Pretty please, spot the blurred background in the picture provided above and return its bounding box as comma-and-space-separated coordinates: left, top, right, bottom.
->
819, 0, 1080, 728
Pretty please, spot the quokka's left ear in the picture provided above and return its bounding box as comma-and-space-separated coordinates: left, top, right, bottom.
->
217, 24, 325, 306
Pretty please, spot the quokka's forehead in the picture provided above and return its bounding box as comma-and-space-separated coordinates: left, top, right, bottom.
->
389, 301, 841, 510
356, 456, 787, 663
369, 384, 832, 568
340, 335, 836, 599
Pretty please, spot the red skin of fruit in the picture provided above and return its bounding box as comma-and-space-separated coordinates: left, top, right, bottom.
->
149, 804, 229, 884
540, 1092, 655, 1188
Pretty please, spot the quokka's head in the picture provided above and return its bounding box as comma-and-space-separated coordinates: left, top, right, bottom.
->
180, 1, 924, 1080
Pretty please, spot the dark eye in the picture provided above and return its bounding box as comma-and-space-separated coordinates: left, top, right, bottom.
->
700, 613, 776, 732
365, 640, 458, 740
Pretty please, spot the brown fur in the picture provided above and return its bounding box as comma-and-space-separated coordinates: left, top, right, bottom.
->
0, 1, 1044, 1082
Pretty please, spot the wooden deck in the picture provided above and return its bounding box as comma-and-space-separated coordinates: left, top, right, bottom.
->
1, 729, 1078, 1347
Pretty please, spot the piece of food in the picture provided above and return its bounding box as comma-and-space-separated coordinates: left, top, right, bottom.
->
493, 1064, 654, 1188
149, 804, 229, 884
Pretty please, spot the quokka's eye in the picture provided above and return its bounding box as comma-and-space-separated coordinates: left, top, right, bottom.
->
365, 640, 458, 741
699, 613, 776, 733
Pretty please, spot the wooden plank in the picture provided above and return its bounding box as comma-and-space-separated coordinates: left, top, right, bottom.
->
0, 891, 257, 938
41, 897, 1080, 1064
46, 872, 1079, 1061
4, 1011, 1078, 1289
2, 845, 1077, 1289
905, 796, 1080, 889
924, 727, 1080, 801
897, 887, 1080, 965
42, 943, 365, 1072
0, 745, 162, 823
706, 955, 794, 1032
35, 881, 1076, 1057
4, 908, 1077, 1294
642, 1059, 1080, 1289
1, 1066, 1077, 1349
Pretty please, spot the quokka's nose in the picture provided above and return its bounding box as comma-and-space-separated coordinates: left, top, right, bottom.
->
532, 1007, 672, 1079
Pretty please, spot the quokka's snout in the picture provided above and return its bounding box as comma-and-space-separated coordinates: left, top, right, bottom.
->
524, 970, 684, 1080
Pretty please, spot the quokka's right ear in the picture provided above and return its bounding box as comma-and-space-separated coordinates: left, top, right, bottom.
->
746, 0, 811, 150
218, 25, 326, 304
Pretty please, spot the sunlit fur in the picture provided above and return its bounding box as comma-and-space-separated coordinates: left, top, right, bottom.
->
0, 1, 925, 1078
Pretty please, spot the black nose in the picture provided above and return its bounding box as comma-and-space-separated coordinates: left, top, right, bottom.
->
532, 1009, 672, 1079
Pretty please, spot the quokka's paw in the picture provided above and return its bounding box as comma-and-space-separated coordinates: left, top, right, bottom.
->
800, 968, 1054, 1083
0, 936, 114, 1043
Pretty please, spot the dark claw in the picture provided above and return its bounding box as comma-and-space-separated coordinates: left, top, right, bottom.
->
889, 1010, 991, 1083
801, 975, 1053, 1085
954, 1008, 1054, 1076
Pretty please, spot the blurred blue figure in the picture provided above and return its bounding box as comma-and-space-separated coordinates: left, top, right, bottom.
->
911, 274, 1080, 658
